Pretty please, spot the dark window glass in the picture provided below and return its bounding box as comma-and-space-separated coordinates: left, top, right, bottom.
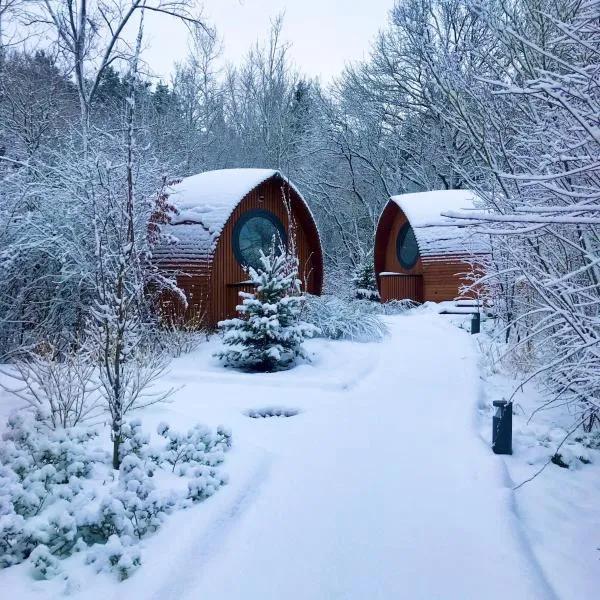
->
396, 223, 419, 269
233, 209, 286, 270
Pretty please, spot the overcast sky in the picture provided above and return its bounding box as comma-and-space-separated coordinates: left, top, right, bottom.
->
143, 0, 394, 83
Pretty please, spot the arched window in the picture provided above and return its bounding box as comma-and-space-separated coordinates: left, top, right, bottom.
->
233, 209, 287, 270
396, 222, 419, 269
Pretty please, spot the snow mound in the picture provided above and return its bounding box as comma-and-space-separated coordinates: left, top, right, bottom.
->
245, 407, 301, 419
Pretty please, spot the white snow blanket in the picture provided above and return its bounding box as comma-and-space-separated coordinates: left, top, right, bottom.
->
389, 189, 487, 259
1, 312, 584, 599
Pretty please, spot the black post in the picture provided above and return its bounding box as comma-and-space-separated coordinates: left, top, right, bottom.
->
471, 312, 481, 335
492, 400, 512, 455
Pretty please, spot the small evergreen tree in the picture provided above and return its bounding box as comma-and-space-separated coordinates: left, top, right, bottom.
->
215, 245, 318, 372
352, 251, 380, 301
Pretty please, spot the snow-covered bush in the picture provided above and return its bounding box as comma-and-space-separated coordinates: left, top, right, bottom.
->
81, 453, 176, 543
302, 295, 388, 342
157, 422, 232, 474
375, 299, 417, 315
0, 348, 100, 429
0, 413, 106, 568
25, 510, 79, 557
119, 419, 151, 461
152, 318, 208, 358
0, 414, 231, 578
245, 406, 300, 418
187, 466, 228, 503
0, 511, 30, 568
215, 246, 318, 371
352, 252, 380, 301
86, 534, 141, 581
0, 413, 104, 519
29, 544, 62, 580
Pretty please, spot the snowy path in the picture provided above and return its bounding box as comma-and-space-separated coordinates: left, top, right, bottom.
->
0, 312, 559, 599
147, 313, 555, 600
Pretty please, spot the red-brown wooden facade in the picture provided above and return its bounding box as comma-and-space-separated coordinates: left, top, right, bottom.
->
374, 200, 478, 304
157, 173, 323, 327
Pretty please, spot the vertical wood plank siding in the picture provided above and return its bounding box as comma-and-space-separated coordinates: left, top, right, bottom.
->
160, 176, 323, 328
380, 274, 423, 303
375, 201, 478, 303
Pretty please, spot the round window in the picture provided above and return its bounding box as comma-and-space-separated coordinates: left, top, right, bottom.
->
396, 223, 419, 269
233, 209, 287, 270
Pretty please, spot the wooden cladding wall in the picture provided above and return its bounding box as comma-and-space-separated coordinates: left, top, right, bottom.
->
421, 259, 475, 302
156, 261, 211, 325
161, 175, 323, 328
210, 180, 322, 324
380, 274, 423, 303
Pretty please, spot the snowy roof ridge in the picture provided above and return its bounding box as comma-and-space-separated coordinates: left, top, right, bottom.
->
169, 168, 280, 226
153, 168, 304, 264
389, 189, 486, 257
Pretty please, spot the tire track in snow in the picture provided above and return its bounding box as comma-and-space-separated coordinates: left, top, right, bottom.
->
144, 445, 273, 600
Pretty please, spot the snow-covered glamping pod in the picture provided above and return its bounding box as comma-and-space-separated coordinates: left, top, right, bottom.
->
374, 190, 483, 304
153, 168, 323, 327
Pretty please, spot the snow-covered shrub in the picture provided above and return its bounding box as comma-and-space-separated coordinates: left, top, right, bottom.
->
245, 406, 300, 418
29, 544, 62, 580
115, 454, 176, 539
1, 348, 100, 429
215, 246, 319, 372
156, 422, 232, 473
0, 511, 30, 567
351, 252, 380, 301
81, 453, 176, 543
187, 466, 228, 503
86, 534, 141, 581
119, 419, 150, 461
0, 413, 107, 568
0, 415, 232, 577
152, 318, 208, 358
302, 295, 388, 342
0, 413, 105, 519
25, 510, 79, 556
374, 299, 417, 315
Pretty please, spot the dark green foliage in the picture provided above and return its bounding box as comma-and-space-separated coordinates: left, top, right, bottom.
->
551, 453, 569, 469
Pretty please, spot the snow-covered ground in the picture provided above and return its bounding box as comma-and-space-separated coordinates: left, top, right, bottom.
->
1, 310, 598, 598
477, 343, 600, 600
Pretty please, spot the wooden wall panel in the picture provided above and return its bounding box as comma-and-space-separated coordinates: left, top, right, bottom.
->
155, 261, 211, 325
209, 178, 322, 324
422, 259, 475, 302
380, 274, 423, 303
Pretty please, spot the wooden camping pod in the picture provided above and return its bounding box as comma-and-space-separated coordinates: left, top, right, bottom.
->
153, 169, 323, 327
374, 190, 485, 304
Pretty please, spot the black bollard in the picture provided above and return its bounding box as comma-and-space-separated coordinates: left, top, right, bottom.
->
492, 400, 512, 455
471, 312, 481, 335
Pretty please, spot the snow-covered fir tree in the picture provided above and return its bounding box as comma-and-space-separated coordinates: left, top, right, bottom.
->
215, 245, 318, 372
352, 252, 379, 301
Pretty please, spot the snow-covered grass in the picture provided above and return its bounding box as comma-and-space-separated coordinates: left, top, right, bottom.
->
1, 308, 598, 598
302, 294, 391, 341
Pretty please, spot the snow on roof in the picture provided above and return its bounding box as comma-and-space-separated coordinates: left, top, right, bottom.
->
153, 168, 291, 263
389, 190, 486, 258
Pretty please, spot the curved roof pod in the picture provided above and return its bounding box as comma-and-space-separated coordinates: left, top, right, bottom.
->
374, 190, 485, 304
154, 169, 323, 327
